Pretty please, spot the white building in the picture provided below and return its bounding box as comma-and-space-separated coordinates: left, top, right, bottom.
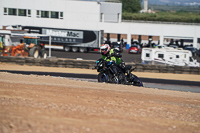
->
0, 0, 200, 49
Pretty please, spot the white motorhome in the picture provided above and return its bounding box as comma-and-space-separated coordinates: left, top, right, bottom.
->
141, 47, 200, 67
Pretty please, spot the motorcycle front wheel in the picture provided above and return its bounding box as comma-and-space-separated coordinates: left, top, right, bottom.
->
98, 72, 108, 83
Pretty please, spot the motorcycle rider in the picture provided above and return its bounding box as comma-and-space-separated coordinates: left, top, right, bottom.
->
112, 47, 135, 83
100, 44, 120, 78
100, 44, 136, 84
100, 44, 115, 62
100, 44, 127, 73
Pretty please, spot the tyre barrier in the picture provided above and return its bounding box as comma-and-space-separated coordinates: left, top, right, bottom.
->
0, 56, 199, 75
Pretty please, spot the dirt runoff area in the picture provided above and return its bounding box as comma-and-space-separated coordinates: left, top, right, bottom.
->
0, 63, 200, 133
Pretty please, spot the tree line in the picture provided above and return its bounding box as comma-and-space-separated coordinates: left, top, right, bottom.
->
119, 0, 200, 23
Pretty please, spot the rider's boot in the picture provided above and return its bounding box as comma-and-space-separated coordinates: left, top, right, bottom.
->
126, 70, 135, 85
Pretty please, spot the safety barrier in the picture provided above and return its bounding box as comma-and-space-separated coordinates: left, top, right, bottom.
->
0, 56, 199, 75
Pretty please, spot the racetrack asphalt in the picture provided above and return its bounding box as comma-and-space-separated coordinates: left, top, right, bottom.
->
0, 63, 200, 93
0, 70, 200, 87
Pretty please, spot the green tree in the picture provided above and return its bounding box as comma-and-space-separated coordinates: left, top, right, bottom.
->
120, 0, 142, 13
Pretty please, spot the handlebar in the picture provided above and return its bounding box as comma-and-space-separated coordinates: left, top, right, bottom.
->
130, 67, 137, 73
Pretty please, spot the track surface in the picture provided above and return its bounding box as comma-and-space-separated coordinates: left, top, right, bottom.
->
1, 70, 200, 93
1, 72, 200, 133
46, 49, 200, 93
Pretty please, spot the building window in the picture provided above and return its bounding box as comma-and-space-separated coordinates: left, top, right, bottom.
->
8, 8, 17, 15
28, 10, 31, 17
4, 8, 8, 15
60, 12, 63, 19
41, 11, 49, 18
100, 13, 104, 22
36, 10, 63, 19
176, 55, 179, 58
36, 10, 40, 18
4, 7, 31, 17
118, 13, 121, 23
37, 10, 39, 15
18, 9, 26, 16
51, 11, 59, 19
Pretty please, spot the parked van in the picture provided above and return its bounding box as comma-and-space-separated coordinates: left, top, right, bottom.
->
141, 47, 200, 67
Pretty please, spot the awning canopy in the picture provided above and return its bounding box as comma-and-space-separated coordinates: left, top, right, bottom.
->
164, 36, 193, 40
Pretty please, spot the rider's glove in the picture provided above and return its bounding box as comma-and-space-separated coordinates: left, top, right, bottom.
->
107, 55, 111, 59
119, 62, 126, 69
115, 53, 122, 58
110, 53, 114, 57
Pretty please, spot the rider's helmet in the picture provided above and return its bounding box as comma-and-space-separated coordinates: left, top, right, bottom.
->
117, 41, 121, 45
114, 47, 120, 52
100, 44, 110, 55
113, 47, 122, 57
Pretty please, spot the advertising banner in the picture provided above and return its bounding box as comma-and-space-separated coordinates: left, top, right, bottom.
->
42, 29, 84, 43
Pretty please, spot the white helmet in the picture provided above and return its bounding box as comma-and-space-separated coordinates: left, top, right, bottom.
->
100, 44, 110, 55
